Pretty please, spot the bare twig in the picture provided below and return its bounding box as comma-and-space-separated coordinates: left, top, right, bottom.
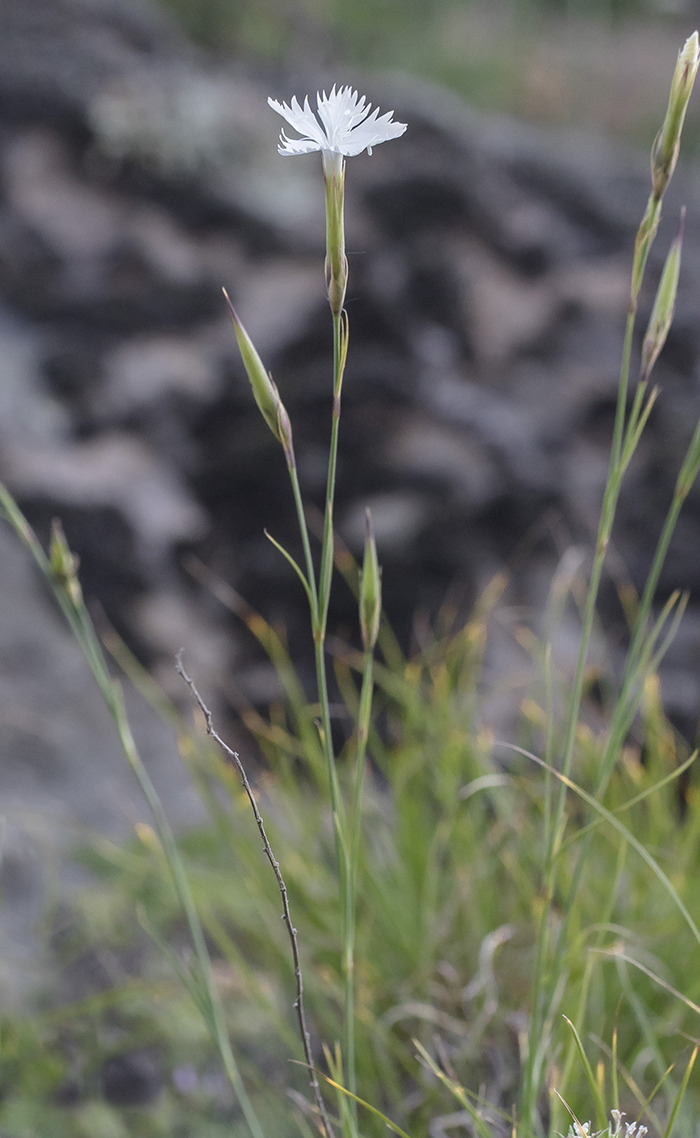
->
176, 652, 334, 1138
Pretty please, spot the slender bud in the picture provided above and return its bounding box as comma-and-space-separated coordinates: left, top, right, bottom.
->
223, 289, 295, 465
323, 154, 347, 317
49, 518, 83, 607
359, 509, 382, 652
641, 208, 684, 380
652, 32, 699, 199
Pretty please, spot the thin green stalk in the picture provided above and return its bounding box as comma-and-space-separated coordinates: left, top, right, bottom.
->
594, 588, 687, 798
353, 652, 374, 870
543, 642, 554, 861
317, 303, 358, 1138
282, 149, 355, 1133
613, 409, 700, 711
309, 309, 348, 823
542, 588, 688, 1046
538, 412, 700, 1068
538, 415, 700, 1058
557, 302, 635, 796
318, 312, 346, 638
553, 838, 629, 1132
611, 306, 637, 470
288, 459, 320, 628
664, 1043, 699, 1138
547, 302, 637, 866
521, 302, 638, 1127
287, 299, 353, 1135
342, 649, 374, 1106
311, 624, 349, 1138
313, 639, 345, 825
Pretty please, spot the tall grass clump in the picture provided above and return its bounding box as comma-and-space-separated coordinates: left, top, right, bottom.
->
2, 35, 700, 1138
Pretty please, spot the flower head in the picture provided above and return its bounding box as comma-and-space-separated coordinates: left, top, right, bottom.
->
268, 86, 407, 174
566, 1111, 647, 1138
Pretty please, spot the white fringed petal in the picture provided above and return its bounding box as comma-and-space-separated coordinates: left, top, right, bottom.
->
268, 86, 407, 160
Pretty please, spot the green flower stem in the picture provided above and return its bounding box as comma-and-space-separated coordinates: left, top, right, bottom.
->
521, 300, 637, 1129
525, 230, 699, 1126
287, 458, 320, 629
277, 154, 355, 1137
313, 636, 346, 827
315, 311, 359, 1138
310, 309, 347, 821
343, 649, 375, 1106
318, 312, 346, 639
632, 195, 662, 305
547, 415, 700, 1129
593, 475, 694, 800
315, 262, 357, 1136
554, 301, 635, 829
612, 409, 700, 726
353, 651, 375, 869
285, 247, 354, 1130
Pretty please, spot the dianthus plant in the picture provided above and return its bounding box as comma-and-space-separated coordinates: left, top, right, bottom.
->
225, 84, 406, 1138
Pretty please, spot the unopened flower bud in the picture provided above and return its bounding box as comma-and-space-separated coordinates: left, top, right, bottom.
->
652, 32, 699, 199
359, 509, 381, 652
641, 208, 684, 379
49, 518, 83, 606
223, 289, 294, 465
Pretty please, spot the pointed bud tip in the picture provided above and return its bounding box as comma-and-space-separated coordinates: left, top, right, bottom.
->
682, 31, 699, 63
222, 287, 239, 323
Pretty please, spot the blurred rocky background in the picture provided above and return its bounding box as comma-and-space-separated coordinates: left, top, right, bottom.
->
3, 0, 700, 996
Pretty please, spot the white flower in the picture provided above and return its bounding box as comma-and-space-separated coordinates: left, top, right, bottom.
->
566, 1112, 647, 1138
267, 86, 407, 175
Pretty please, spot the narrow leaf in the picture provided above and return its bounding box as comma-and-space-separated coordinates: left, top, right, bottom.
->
562, 1016, 607, 1129
264, 529, 314, 606
663, 1041, 698, 1138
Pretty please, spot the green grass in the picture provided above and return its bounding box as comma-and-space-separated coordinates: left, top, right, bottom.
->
2, 585, 700, 1137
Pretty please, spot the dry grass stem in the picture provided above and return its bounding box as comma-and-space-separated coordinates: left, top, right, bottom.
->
176, 652, 334, 1138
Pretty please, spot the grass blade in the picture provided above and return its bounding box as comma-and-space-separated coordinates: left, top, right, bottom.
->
562, 1015, 607, 1128
663, 1041, 698, 1138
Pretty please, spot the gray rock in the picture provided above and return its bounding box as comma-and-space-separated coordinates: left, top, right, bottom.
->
1, 0, 700, 1006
